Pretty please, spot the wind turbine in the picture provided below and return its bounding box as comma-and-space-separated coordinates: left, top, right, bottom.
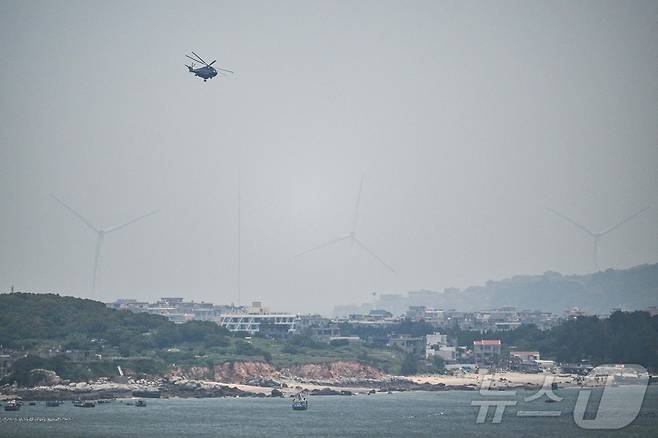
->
547, 206, 650, 272
51, 194, 157, 298
296, 176, 396, 274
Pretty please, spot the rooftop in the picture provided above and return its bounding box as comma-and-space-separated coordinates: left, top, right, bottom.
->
474, 339, 501, 346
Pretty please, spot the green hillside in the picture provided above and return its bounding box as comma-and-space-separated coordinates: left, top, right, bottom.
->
0, 293, 405, 384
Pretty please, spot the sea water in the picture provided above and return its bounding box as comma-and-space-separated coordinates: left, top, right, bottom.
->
1, 386, 657, 437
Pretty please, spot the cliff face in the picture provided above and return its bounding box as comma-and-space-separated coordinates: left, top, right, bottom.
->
213, 361, 276, 383
172, 360, 384, 383
284, 361, 384, 380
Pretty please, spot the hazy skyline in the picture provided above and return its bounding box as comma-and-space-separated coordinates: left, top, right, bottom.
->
1, 0, 657, 313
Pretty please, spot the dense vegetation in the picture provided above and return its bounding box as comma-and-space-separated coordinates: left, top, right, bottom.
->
462, 311, 658, 369
0, 293, 405, 383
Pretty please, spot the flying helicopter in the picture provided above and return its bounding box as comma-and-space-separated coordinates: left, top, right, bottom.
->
185, 51, 234, 82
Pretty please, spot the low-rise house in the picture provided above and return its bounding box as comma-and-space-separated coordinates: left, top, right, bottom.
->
425, 332, 456, 361
473, 339, 501, 365
369, 309, 393, 319
310, 324, 341, 340
510, 351, 540, 362
535, 359, 556, 371
389, 335, 425, 356
509, 351, 541, 372
406, 306, 427, 320
0, 354, 14, 378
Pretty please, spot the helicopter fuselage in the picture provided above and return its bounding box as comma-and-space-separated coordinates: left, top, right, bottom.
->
188, 65, 217, 81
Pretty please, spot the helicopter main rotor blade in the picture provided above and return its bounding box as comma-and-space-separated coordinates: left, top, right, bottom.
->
191, 51, 208, 65
186, 54, 205, 65
216, 67, 235, 74
208, 60, 216, 66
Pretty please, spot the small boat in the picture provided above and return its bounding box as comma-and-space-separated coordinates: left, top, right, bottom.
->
4, 400, 21, 411
74, 400, 96, 408
135, 400, 147, 407
292, 394, 308, 411
46, 400, 62, 407
28, 401, 37, 406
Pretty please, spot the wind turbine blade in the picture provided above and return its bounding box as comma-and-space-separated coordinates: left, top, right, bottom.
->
104, 210, 157, 234
351, 175, 365, 234
547, 208, 595, 237
191, 51, 208, 65
600, 206, 650, 236
295, 235, 351, 258
51, 194, 99, 233
353, 237, 396, 274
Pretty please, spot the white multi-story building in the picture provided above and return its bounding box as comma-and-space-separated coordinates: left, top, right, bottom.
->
216, 313, 299, 335
216, 302, 300, 335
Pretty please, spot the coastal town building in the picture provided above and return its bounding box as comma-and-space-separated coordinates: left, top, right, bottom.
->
216, 313, 299, 335
509, 351, 541, 372
510, 351, 540, 362
106, 297, 220, 323
473, 339, 501, 365
216, 302, 300, 335
0, 353, 13, 378
388, 335, 425, 356
425, 332, 456, 362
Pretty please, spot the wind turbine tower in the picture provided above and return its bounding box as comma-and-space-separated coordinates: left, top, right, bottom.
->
547, 206, 650, 272
296, 176, 396, 274
51, 194, 157, 298
237, 168, 242, 306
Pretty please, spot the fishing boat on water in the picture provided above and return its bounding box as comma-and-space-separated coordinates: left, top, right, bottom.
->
4, 400, 21, 411
46, 400, 62, 407
135, 400, 147, 407
73, 400, 96, 408
292, 394, 308, 411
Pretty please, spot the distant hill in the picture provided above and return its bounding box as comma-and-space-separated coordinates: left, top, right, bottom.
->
0, 293, 173, 349
340, 263, 658, 315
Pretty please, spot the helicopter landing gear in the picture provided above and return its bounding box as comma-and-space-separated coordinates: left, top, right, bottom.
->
204, 79, 207, 82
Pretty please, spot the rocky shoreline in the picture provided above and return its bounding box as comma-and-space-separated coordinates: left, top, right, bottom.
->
1, 361, 590, 402
0, 375, 551, 401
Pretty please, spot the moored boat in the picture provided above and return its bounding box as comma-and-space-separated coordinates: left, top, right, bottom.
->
135, 400, 147, 407
4, 400, 21, 411
292, 394, 308, 411
74, 400, 96, 408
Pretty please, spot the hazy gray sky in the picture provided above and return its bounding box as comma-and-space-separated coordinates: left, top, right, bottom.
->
1, 0, 657, 313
